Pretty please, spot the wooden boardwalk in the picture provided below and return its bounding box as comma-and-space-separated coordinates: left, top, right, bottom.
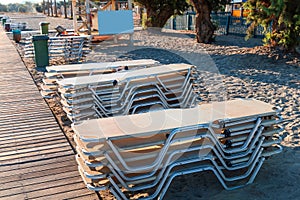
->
0, 30, 98, 199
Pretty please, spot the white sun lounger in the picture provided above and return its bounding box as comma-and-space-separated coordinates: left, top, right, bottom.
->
72, 99, 283, 199
57, 63, 200, 122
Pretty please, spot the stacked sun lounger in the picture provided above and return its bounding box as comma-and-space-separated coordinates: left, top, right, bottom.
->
40, 59, 160, 98
49, 36, 91, 63
72, 99, 283, 199
24, 35, 91, 63
56, 63, 201, 122
10, 22, 27, 30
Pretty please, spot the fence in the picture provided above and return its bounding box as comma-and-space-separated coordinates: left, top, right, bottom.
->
164, 12, 266, 38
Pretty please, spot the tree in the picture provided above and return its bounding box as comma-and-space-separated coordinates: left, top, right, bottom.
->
7, 3, 19, 12
0, 3, 8, 12
24, 1, 34, 12
190, 0, 229, 43
244, 0, 300, 52
18, 5, 27, 13
134, 0, 188, 28
35, 3, 43, 13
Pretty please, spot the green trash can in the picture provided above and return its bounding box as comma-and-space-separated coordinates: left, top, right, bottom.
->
12, 29, 21, 43
2, 18, 6, 26
32, 35, 49, 70
39, 22, 50, 34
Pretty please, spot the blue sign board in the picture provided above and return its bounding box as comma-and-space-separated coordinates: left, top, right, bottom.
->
97, 10, 134, 35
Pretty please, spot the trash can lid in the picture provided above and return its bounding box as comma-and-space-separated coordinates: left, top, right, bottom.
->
55, 25, 66, 33
39, 22, 50, 26
32, 35, 49, 41
12, 29, 21, 34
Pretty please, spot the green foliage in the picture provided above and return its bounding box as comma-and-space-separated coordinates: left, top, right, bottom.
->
18, 5, 27, 13
5, 3, 33, 13
244, 0, 300, 52
0, 2, 37, 13
209, 0, 231, 12
7, 3, 20, 12
0, 3, 8, 12
57, 1, 65, 8
134, 0, 188, 27
35, 3, 43, 13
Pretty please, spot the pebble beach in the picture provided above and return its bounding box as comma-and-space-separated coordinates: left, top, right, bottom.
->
4, 12, 300, 200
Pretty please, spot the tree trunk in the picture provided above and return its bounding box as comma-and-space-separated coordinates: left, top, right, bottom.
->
191, 0, 215, 43
47, 0, 50, 16
54, 0, 57, 17
146, 8, 173, 28
63, 0, 67, 18
50, 0, 53, 16
43, 0, 45, 14
70, 0, 73, 19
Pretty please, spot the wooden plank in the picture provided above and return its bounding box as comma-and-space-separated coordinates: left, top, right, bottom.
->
0, 168, 80, 190
0, 101, 47, 107
0, 133, 65, 148
36, 188, 98, 200
0, 106, 50, 112
0, 143, 71, 161
0, 113, 53, 122
0, 148, 74, 166
0, 100, 48, 106
0, 128, 62, 138
0, 118, 60, 130
0, 83, 35, 88
63, 192, 99, 200
0, 138, 69, 153
0, 193, 27, 200
0, 155, 75, 174
26, 181, 90, 199
0, 109, 51, 115
0, 95, 42, 100
0, 176, 83, 198
0, 79, 33, 84
0, 76, 32, 80
0, 79, 34, 83
0, 97, 42, 103
0, 92, 41, 97
0, 84, 33, 88
0, 116, 57, 126
0, 75, 32, 80
0, 110, 52, 118
0, 89, 39, 95
0, 128, 61, 140
0, 99, 44, 106
0, 121, 61, 133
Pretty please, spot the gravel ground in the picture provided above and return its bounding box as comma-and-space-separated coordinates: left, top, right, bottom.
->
4, 12, 300, 200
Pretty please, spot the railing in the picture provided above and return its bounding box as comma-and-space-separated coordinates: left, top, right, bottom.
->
164, 12, 268, 38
